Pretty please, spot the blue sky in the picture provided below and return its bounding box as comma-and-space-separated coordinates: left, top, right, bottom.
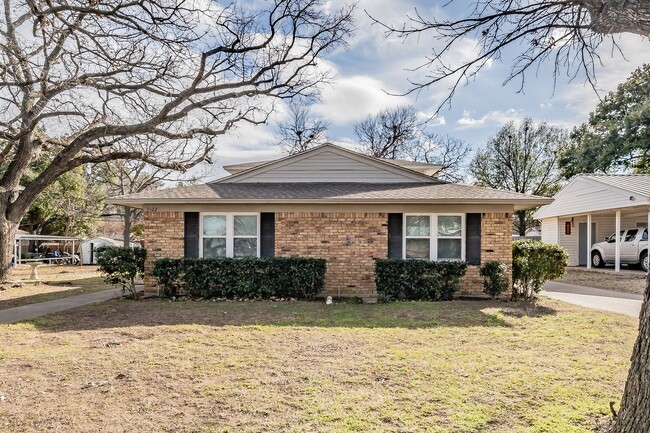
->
207, 0, 650, 180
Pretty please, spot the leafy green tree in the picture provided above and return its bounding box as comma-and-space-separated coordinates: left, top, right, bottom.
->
21, 157, 104, 237
560, 64, 650, 177
470, 118, 567, 236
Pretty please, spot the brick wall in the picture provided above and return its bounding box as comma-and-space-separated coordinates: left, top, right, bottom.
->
141, 210, 512, 297
459, 212, 513, 296
143, 211, 184, 294
275, 212, 388, 295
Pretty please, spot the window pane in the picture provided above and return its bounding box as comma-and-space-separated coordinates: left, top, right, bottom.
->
406, 216, 430, 236
234, 238, 257, 258
625, 229, 638, 242
438, 215, 462, 237
406, 238, 430, 259
234, 215, 257, 236
203, 215, 226, 236
438, 238, 462, 260
203, 238, 226, 258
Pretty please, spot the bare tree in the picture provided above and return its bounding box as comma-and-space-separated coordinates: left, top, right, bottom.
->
369, 0, 649, 110
96, 137, 204, 243
354, 106, 468, 179
275, 100, 329, 154
470, 118, 566, 236
353, 106, 419, 159
0, 0, 354, 280
407, 133, 469, 183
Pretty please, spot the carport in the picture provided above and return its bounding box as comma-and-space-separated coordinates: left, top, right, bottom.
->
535, 174, 650, 272
14, 233, 79, 265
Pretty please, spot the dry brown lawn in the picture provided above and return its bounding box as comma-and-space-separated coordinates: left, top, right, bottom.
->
0, 297, 637, 433
0, 265, 111, 309
556, 268, 646, 294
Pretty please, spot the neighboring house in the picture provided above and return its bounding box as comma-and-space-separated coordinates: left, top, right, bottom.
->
512, 227, 542, 240
534, 174, 650, 270
80, 237, 139, 265
108, 143, 550, 296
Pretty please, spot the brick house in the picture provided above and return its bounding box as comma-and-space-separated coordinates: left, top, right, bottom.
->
108, 143, 551, 296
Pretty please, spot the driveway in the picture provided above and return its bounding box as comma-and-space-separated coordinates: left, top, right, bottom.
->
542, 281, 644, 318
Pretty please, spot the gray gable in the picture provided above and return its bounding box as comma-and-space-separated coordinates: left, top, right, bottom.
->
218, 144, 436, 184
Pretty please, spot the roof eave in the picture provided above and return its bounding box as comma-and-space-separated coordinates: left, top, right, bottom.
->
108, 197, 551, 209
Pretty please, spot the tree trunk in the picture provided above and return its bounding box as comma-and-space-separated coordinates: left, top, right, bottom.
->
584, 0, 650, 37
610, 275, 650, 432
123, 206, 132, 245
516, 210, 527, 236
0, 214, 18, 283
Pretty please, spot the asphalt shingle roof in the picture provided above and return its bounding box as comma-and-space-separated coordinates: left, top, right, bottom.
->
109, 182, 550, 204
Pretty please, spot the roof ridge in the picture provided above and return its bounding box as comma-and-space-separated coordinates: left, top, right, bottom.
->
578, 173, 650, 176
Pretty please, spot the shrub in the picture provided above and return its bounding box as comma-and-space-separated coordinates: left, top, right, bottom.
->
95, 246, 146, 299
149, 258, 188, 298
375, 259, 468, 302
479, 261, 509, 299
512, 240, 568, 300
151, 257, 327, 300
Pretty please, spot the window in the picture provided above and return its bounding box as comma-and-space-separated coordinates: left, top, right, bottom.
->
201, 213, 259, 258
404, 214, 465, 261
625, 229, 639, 242
437, 215, 463, 260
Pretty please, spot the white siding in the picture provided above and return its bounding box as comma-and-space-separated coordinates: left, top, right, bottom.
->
555, 215, 648, 266
558, 217, 582, 266
541, 218, 559, 244
225, 150, 420, 183
535, 176, 649, 219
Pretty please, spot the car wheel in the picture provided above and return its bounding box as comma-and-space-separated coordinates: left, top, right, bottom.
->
641, 251, 648, 272
591, 251, 605, 268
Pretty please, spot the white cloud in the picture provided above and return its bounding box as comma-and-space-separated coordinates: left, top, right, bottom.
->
417, 110, 446, 126
555, 34, 650, 123
456, 109, 523, 128
312, 75, 409, 124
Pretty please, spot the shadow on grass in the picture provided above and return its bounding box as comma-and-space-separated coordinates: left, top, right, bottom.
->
29, 298, 558, 332
498, 301, 558, 318
0, 276, 109, 310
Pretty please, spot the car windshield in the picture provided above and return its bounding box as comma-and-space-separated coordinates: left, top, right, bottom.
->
608, 231, 625, 242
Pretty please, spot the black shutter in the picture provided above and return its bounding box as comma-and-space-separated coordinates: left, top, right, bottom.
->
387, 213, 403, 259
466, 213, 481, 265
260, 212, 275, 257
184, 212, 200, 258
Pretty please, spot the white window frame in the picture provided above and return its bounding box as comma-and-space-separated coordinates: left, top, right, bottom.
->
199, 212, 260, 258
403, 213, 466, 261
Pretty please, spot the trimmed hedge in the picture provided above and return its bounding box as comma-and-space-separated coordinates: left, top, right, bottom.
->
151, 257, 326, 300
512, 239, 568, 300
375, 259, 468, 302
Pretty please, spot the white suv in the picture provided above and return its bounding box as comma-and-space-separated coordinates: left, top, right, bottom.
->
591, 227, 648, 272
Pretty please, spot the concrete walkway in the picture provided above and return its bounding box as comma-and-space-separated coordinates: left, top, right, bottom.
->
542, 281, 644, 318
0, 288, 123, 324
